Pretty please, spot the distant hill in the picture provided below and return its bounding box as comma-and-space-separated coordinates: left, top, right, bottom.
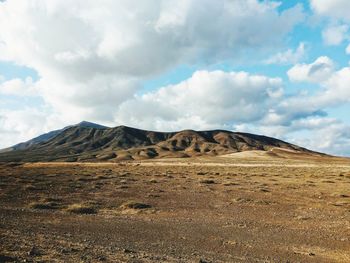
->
0, 123, 323, 162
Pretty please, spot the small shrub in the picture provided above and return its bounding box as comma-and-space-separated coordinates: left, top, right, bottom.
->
29, 201, 61, 210
200, 179, 215, 184
65, 204, 97, 214
120, 201, 152, 210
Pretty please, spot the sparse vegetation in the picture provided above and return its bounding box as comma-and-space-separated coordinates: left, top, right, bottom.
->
1, 157, 350, 262
200, 179, 215, 184
24, 184, 43, 191
149, 179, 158, 183
65, 203, 97, 214
120, 201, 152, 210
29, 201, 61, 210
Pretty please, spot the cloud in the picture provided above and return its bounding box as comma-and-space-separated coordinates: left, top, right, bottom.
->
287, 56, 334, 83
114, 70, 283, 130
265, 42, 306, 65
346, 44, 350, 54
0, 77, 38, 97
0, 0, 304, 123
317, 66, 350, 105
221, 115, 350, 156
241, 114, 350, 156
311, 1, 350, 47
291, 121, 350, 156
35, 75, 140, 123
310, 0, 350, 21
322, 24, 349, 46
285, 60, 350, 119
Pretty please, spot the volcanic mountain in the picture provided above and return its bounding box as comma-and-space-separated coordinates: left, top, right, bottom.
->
0, 122, 322, 162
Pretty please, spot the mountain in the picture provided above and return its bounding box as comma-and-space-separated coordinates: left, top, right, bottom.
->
0, 121, 107, 153
0, 124, 322, 162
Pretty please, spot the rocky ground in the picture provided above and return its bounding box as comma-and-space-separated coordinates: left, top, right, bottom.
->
0, 153, 350, 262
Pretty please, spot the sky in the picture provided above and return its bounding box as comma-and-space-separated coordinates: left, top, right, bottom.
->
0, 0, 350, 156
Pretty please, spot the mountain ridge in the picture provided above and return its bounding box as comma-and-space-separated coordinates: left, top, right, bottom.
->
0, 122, 324, 162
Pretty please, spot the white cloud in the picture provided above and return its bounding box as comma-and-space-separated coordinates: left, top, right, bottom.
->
317, 66, 350, 105
283, 62, 350, 126
322, 24, 348, 46
221, 115, 350, 156
0, 0, 304, 123
287, 56, 334, 83
35, 75, 140, 123
265, 42, 306, 65
346, 44, 350, 54
114, 70, 283, 131
0, 77, 38, 97
290, 121, 350, 156
311, 1, 350, 48
311, 0, 350, 21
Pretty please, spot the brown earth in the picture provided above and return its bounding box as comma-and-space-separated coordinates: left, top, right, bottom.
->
1, 151, 350, 262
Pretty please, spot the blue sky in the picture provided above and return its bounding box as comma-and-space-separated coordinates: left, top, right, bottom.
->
0, 0, 350, 156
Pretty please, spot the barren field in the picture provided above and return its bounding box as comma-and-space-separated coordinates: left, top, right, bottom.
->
1, 153, 350, 262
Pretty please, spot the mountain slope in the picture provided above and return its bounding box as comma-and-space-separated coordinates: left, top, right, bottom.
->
0, 124, 322, 162
0, 121, 107, 153
0, 128, 63, 153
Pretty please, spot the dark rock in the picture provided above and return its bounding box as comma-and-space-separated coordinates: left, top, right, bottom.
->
0, 255, 17, 262
28, 247, 41, 257
97, 255, 107, 261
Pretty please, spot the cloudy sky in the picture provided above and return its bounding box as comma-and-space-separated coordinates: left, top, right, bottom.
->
0, 0, 350, 156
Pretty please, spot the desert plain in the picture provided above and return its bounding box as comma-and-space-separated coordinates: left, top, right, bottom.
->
1, 150, 350, 263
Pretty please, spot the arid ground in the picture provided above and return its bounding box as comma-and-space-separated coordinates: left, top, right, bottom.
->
1, 151, 350, 262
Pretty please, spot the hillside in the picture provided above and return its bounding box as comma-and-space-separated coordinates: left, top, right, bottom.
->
0, 123, 321, 162
0, 121, 107, 154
